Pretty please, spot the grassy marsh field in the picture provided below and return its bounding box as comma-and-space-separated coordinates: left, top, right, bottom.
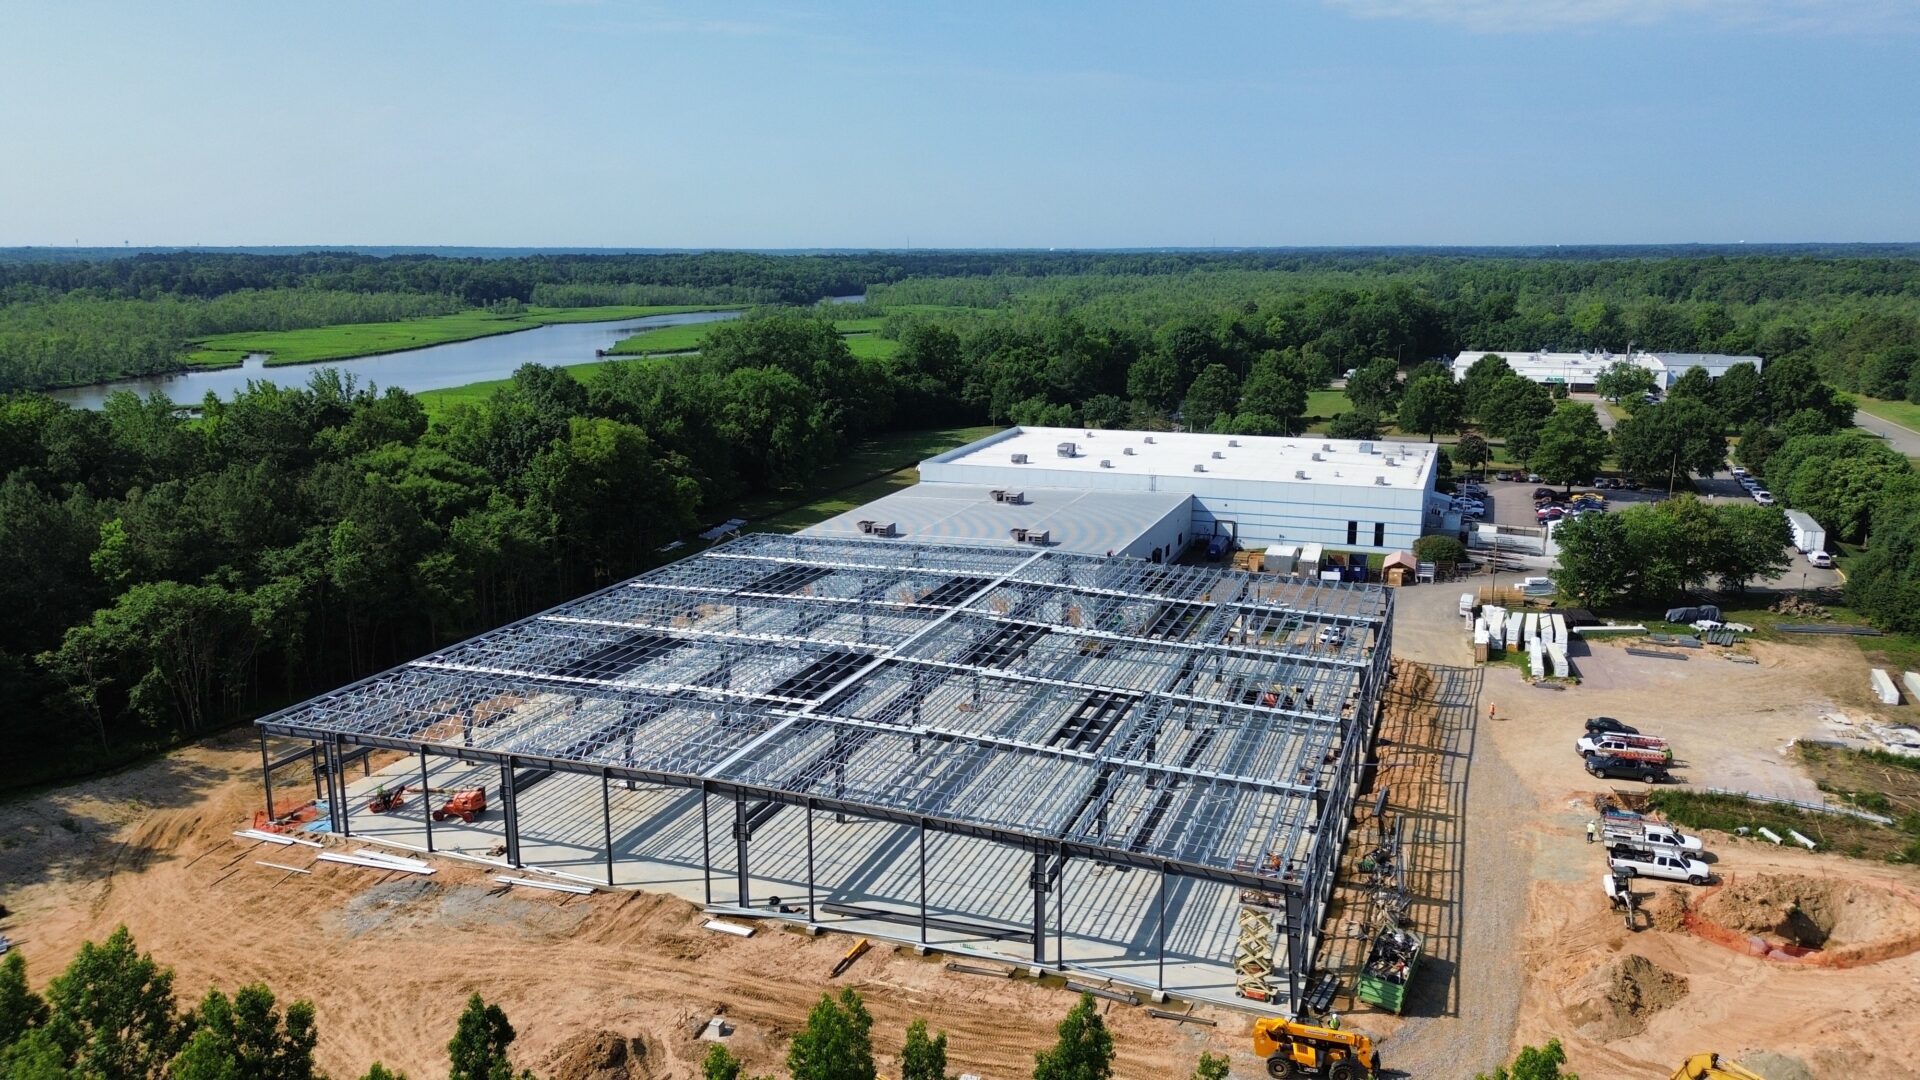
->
184, 305, 738, 368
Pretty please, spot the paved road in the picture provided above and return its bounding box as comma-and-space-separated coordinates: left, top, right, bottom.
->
1854, 408, 1920, 458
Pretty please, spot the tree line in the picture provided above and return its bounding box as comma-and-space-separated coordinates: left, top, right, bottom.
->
0, 932, 1229, 1080
0, 309, 968, 787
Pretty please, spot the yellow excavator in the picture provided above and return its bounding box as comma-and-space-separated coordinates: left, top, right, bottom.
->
1672, 1053, 1767, 1079
1251, 1016, 1382, 1079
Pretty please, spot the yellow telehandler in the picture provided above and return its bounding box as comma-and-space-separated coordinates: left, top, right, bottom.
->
1251, 1016, 1382, 1079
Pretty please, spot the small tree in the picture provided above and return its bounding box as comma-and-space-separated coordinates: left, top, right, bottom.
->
170, 984, 317, 1080
1191, 1051, 1231, 1080
1032, 993, 1113, 1080
703, 1043, 744, 1080
0, 1029, 71, 1079
0, 951, 49, 1047
1474, 1039, 1577, 1080
1344, 358, 1400, 414
899, 1019, 948, 1080
1412, 535, 1466, 568
447, 994, 519, 1080
787, 989, 876, 1080
1396, 375, 1462, 442
1594, 361, 1656, 404
1532, 402, 1610, 492
360, 1065, 407, 1080
44, 925, 183, 1080
1451, 431, 1490, 475
1327, 409, 1381, 440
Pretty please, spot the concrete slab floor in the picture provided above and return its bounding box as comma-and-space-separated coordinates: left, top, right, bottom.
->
328, 751, 1296, 1011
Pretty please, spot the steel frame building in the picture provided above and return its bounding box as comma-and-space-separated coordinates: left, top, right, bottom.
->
256, 533, 1393, 1010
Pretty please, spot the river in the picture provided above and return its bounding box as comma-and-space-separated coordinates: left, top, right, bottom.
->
47, 309, 744, 410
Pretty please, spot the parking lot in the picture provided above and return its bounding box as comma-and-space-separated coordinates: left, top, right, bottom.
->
1451, 472, 1844, 590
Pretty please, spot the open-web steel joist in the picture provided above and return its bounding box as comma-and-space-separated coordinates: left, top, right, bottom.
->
258, 533, 1393, 1006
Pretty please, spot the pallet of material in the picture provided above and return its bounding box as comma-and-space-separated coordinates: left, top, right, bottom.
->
235, 829, 323, 848
352, 849, 433, 871
1505, 612, 1522, 651
703, 919, 755, 937
1871, 668, 1902, 705
1066, 980, 1138, 1005
494, 875, 595, 895
317, 852, 436, 874
1625, 647, 1687, 661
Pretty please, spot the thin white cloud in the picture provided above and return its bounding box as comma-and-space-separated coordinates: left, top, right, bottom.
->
1324, 0, 1920, 34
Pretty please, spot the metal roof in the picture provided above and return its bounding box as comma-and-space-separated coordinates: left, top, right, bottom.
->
257, 533, 1393, 891
932, 426, 1441, 490
803, 483, 1191, 554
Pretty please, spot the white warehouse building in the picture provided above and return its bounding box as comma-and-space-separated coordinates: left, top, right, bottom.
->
1450, 349, 1762, 391
823, 426, 1449, 558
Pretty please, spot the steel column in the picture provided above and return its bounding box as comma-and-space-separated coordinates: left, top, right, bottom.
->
805, 802, 816, 923
732, 794, 750, 907
258, 729, 275, 823
420, 747, 434, 853
1156, 864, 1167, 990
701, 785, 713, 907
601, 771, 615, 887
1054, 850, 1064, 969
500, 758, 521, 867
1030, 849, 1047, 965
918, 822, 928, 945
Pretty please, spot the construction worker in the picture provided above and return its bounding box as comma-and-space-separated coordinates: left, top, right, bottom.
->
1488, 703, 1497, 721
1324, 1012, 1341, 1031
1586, 820, 1597, 844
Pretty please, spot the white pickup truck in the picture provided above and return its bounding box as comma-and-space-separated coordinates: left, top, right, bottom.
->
1576, 733, 1673, 761
1601, 821, 1703, 852
1609, 847, 1711, 885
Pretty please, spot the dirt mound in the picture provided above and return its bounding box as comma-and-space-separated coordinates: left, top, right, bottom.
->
543, 1031, 655, 1080
1697, 874, 1920, 951
1565, 954, 1688, 1041
1644, 886, 1690, 934
1733, 1050, 1815, 1080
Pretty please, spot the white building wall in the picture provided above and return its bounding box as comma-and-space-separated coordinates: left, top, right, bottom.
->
921, 447, 1434, 553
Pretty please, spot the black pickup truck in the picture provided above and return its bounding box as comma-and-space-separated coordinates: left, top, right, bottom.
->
1585, 754, 1670, 783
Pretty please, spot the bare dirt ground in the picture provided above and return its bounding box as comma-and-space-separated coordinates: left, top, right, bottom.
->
0, 738, 1242, 1079
1472, 615, 1920, 1077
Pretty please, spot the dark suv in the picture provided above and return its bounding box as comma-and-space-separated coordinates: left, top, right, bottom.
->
1585, 754, 1669, 783
1585, 716, 1639, 735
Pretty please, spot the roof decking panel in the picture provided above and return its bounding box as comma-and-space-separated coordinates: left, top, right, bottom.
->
258, 533, 1390, 886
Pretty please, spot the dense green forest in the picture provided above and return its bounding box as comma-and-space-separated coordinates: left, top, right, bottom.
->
3, 248, 1920, 788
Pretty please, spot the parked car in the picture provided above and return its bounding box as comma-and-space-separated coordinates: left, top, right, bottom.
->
1753, 491, 1775, 506
1587, 755, 1673, 784
1609, 846, 1709, 885
1536, 507, 1564, 522
1495, 471, 1513, 481
1318, 625, 1347, 646
1585, 716, 1638, 735
1739, 476, 1760, 490
1602, 820, 1703, 852
1577, 733, 1671, 758
1730, 466, 1748, 478
1526, 473, 1542, 483
1808, 551, 1834, 568
1532, 487, 1557, 500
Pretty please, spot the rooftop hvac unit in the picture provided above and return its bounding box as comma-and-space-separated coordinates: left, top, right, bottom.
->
1295, 470, 1309, 480
1004, 490, 1024, 504
1193, 463, 1207, 473
1122, 446, 1136, 456
1211, 450, 1224, 459
1025, 529, 1050, 545
1322, 443, 1333, 452
1374, 476, 1389, 486
1385, 458, 1398, 466
1311, 452, 1324, 461
1144, 435, 1156, 443
1358, 441, 1374, 453
989, 488, 1006, 502
1099, 459, 1113, 468
1056, 441, 1078, 458
1009, 527, 1028, 541
1011, 453, 1029, 464
1228, 439, 1240, 447
857, 520, 898, 536
857, 519, 875, 533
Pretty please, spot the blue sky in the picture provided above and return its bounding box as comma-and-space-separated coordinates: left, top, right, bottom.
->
2, 1, 1915, 247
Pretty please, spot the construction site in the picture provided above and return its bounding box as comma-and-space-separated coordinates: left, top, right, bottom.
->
250, 532, 1396, 1013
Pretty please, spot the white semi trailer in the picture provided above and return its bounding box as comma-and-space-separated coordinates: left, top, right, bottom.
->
1785, 509, 1825, 555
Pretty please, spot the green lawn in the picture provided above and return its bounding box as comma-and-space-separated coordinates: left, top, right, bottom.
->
1854, 394, 1920, 433
1306, 389, 1352, 422
735, 424, 999, 532
607, 314, 895, 357
846, 335, 901, 360
520, 304, 739, 324
413, 357, 629, 418
185, 305, 740, 368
